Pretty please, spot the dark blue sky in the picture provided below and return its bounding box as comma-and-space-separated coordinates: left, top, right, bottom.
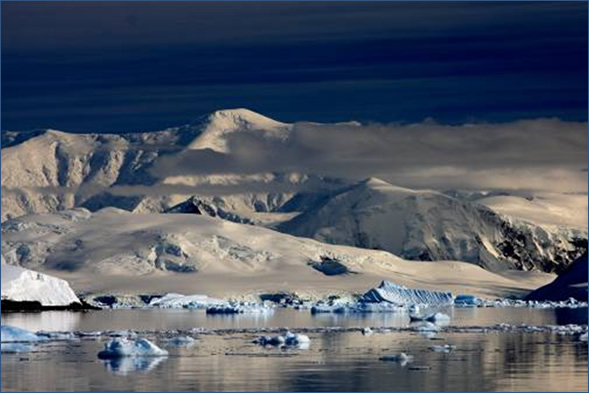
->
1, 1, 587, 132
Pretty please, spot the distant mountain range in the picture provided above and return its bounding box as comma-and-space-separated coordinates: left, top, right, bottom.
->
2, 109, 587, 277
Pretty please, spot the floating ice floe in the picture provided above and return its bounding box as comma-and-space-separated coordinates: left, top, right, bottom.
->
1, 325, 46, 343
97, 338, 168, 359
254, 331, 310, 348
429, 344, 456, 353
379, 352, 414, 365
149, 293, 223, 309
76, 331, 103, 338
1, 343, 36, 353
206, 302, 274, 315
104, 330, 138, 338
579, 332, 588, 342
164, 336, 197, 347
410, 322, 441, 333
36, 331, 78, 341
362, 327, 373, 336
410, 312, 451, 324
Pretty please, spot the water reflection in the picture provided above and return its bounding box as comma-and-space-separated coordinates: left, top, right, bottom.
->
1, 311, 81, 332
101, 356, 168, 376
3, 307, 585, 333
0, 330, 587, 391
555, 307, 588, 325
1, 308, 587, 391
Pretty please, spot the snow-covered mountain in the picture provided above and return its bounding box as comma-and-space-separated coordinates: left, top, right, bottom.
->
0, 208, 554, 299
278, 178, 587, 273
0, 109, 303, 221
1, 260, 81, 307
186, 108, 292, 152
2, 109, 586, 274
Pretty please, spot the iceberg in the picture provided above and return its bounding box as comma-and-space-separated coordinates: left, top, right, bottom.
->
1, 264, 81, 307
361, 281, 454, 306
97, 338, 168, 359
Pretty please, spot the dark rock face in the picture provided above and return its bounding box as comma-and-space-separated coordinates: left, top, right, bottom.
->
0, 299, 99, 312
166, 197, 253, 224
308, 256, 355, 276
526, 254, 588, 301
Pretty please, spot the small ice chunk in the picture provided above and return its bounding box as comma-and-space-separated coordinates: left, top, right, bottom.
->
255, 331, 310, 348
362, 327, 373, 336
284, 331, 310, 346
429, 344, 456, 353
579, 332, 588, 342
76, 331, 103, 338
410, 312, 450, 324
36, 331, 77, 341
1, 325, 45, 343
97, 338, 168, 359
379, 352, 414, 366
411, 322, 441, 332
105, 330, 137, 338
425, 312, 450, 323
454, 295, 480, 307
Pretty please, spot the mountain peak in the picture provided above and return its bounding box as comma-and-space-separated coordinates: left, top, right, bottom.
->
188, 109, 291, 152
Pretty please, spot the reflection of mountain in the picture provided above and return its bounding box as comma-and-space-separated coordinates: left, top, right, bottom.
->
102, 356, 167, 376
554, 307, 589, 325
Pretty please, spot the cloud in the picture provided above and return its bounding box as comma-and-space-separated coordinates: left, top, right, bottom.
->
0, 175, 338, 200
149, 118, 588, 192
